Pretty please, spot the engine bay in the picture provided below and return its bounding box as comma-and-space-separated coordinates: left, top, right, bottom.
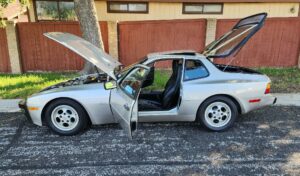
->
41, 73, 108, 92
214, 64, 262, 74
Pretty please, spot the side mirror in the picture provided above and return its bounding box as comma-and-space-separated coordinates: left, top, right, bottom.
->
104, 80, 117, 90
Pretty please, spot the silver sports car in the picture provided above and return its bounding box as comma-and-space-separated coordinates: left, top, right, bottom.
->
19, 13, 276, 137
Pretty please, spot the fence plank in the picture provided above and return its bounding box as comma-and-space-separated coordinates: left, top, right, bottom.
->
0, 28, 11, 73
17, 22, 109, 72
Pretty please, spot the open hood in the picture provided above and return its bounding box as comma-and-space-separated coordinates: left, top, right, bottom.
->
202, 13, 267, 58
44, 32, 121, 80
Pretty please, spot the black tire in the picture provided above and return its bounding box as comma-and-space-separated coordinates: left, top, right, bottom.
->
197, 96, 238, 131
45, 99, 89, 136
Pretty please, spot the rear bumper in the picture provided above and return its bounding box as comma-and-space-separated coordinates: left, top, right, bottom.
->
18, 99, 32, 123
243, 95, 277, 114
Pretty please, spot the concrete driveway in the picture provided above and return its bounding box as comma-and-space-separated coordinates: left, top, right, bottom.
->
0, 106, 299, 175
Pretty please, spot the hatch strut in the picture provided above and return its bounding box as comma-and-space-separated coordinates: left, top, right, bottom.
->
223, 57, 235, 71
217, 26, 255, 72
222, 45, 244, 71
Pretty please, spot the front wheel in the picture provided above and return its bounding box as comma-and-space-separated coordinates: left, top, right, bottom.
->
45, 99, 89, 136
197, 96, 238, 131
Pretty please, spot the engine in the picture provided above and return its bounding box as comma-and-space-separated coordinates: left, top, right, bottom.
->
41, 73, 109, 92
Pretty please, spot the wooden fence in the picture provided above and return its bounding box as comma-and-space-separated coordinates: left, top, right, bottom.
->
118, 19, 207, 66
0, 28, 11, 73
214, 17, 300, 67
17, 22, 109, 72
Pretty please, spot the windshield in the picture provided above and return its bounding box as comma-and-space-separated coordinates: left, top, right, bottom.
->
114, 57, 148, 79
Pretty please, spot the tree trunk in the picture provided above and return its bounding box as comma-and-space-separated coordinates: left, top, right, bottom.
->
74, 0, 104, 75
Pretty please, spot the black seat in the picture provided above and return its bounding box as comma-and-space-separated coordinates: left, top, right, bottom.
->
139, 60, 182, 111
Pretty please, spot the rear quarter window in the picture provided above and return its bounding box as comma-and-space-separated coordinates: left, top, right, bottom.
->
184, 60, 209, 81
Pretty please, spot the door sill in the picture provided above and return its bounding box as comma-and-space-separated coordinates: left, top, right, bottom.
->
138, 107, 178, 117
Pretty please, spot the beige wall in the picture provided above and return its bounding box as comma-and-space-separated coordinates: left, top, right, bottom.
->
28, 1, 299, 22
95, 2, 299, 21
223, 3, 299, 18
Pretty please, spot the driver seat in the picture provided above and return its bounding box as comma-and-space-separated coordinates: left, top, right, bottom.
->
139, 60, 182, 111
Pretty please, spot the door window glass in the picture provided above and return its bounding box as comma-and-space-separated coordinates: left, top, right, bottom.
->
120, 67, 147, 98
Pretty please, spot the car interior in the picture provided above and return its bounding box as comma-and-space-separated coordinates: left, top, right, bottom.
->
138, 59, 183, 111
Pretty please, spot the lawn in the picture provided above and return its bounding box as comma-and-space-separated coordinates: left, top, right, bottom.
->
0, 67, 299, 99
255, 67, 300, 93
0, 73, 77, 99
145, 70, 172, 91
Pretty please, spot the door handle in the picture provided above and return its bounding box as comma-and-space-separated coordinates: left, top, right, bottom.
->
123, 104, 130, 111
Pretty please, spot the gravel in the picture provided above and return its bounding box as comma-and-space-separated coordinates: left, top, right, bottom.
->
0, 106, 299, 175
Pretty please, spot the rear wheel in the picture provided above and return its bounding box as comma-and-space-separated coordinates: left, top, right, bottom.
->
197, 96, 238, 131
45, 99, 89, 136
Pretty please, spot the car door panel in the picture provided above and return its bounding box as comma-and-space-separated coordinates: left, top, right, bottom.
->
110, 66, 149, 138
110, 88, 136, 137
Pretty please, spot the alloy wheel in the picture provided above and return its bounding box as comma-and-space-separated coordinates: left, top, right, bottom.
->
204, 102, 232, 128
51, 105, 79, 131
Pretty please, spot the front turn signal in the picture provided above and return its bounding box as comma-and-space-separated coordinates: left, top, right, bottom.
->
28, 107, 39, 111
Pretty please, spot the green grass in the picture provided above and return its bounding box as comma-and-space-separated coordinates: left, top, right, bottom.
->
145, 70, 171, 91
255, 67, 300, 93
0, 67, 299, 99
0, 73, 78, 99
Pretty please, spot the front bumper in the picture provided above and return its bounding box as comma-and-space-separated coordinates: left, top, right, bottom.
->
18, 99, 32, 123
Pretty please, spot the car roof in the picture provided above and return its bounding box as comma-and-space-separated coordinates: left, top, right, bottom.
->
146, 50, 204, 62
147, 50, 197, 58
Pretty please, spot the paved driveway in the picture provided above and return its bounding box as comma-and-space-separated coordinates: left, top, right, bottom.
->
0, 106, 299, 175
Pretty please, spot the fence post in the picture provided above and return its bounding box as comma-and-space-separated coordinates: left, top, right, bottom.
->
205, 18, 217, 62
5, 20, 22, 73
107, 21, 119, 60
205, 18, 217, 46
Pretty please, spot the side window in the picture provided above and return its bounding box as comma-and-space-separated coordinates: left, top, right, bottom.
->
120, 67, 147, 98
184, 60, 209, 81
144, 59, 173, 91
143, 59, 182, 91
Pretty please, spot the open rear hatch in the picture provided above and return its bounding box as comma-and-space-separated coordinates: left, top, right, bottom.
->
202, 13, 267, 59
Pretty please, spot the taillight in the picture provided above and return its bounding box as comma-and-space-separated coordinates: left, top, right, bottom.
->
265, 83, 271, 94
